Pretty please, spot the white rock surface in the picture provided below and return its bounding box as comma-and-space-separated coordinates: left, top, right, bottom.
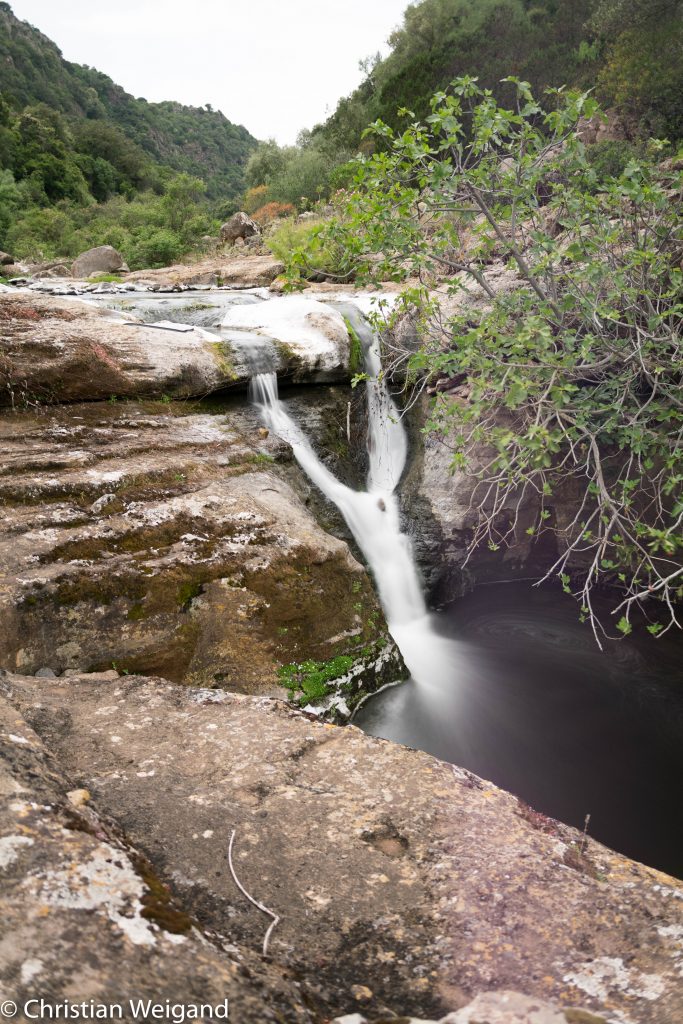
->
222, 295, 350, 376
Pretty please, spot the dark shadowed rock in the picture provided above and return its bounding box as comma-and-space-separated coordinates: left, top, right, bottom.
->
0, 251, 13, 265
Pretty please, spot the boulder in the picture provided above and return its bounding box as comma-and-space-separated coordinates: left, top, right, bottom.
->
32, 262, 73, 280
3, 669, 682, 1022
0, 291, 353, 407
71, 244, 128, 279
0, 250, 13, 265
220, 211, 261, 245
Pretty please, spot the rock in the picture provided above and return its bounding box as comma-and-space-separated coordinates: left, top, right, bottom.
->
0, 250, 14, 265
3, 669, 683, 1023
66, 787, 91, 807
0, 290, 355, 405
269, 275, 288, 294
125, 253, 284, 289
221, 295, 352, 383
34, 667, 57, 678
0, 291, 236, 403
0, 692, 315, 1023
234, 235, 246, 248
441, 991, 582, 1023
90, 492, 118, 514
0, 397, 402, 705
71, 245, 127, 279
220, 211, 261, 245
32, 263, 73, 279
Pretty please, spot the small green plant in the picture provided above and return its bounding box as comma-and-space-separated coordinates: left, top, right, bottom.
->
278, 654, 355, 706
268, 216, 358, 284
89, 273, 124, 284
343, 317, 364, 375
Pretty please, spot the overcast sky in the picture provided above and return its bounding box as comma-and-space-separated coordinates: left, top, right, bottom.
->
8, 0, 409, 143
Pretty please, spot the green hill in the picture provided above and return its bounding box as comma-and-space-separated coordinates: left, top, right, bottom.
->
313, 0, 682, 152
0, 1, 256, 199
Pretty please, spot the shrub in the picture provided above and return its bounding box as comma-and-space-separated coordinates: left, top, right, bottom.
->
252, 201, 295, 225
325, 76, 683, 640
243, 184, 269, 214
586, 139, 641, 179
128, 228, 184, 269
267, 216, 357, 282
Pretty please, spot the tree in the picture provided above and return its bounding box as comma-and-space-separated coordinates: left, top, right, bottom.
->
305, 78, 682, 641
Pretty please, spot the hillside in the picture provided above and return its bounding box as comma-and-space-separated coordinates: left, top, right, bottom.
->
309, 0, 682, 153
0, 1, 256, 199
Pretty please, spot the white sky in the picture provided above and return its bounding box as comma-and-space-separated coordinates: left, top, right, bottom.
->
8, 0, 409, 143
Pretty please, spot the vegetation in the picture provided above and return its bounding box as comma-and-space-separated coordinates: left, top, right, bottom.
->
0, 2, 255, 265
311, 0, 682, 155
278, 655, 355, 705
300, 78, 682, 641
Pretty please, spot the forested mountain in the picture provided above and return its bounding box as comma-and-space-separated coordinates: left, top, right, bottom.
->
311, 0, 682, 152
0, 2, 256, 199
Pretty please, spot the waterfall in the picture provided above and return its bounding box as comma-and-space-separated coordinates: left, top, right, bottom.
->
249, 305, 464, 691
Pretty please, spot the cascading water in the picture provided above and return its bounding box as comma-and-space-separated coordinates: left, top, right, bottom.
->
249, 303, 457, 688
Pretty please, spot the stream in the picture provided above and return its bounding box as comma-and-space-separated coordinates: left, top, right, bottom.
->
95, 289, 683, 877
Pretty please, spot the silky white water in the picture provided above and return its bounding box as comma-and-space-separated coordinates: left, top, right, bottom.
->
249, 303, 457, 687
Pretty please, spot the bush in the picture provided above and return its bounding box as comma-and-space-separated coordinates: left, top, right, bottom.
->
128, 228, 184, 269
252, 201, 295, 225
267, 216, 357, 282
326, 76, 683, 639
586, 139, 641, 178
243, 184, 269, 214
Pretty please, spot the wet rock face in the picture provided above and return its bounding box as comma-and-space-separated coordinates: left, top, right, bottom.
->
3, 670, 682, 1023
0, 397, 400, 706
400, 396, 544, 606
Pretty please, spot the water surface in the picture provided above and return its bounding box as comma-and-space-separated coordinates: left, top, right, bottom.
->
355, 582, 683, 877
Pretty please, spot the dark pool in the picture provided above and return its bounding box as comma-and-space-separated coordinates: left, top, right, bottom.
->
355, 582, 683, 877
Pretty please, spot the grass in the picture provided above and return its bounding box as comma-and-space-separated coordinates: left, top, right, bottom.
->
88, 273, 124, 284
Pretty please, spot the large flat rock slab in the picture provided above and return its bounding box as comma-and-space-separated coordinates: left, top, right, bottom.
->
0, 691, 314, 1023
3, 671, 682, 1022
125, 254, 285, 289
0, 289, 353, 405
